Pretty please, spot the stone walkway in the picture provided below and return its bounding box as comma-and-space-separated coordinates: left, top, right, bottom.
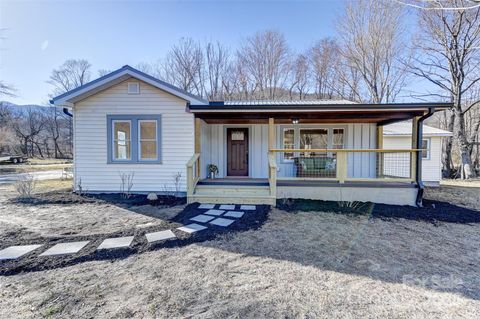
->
0, 204, 256, 262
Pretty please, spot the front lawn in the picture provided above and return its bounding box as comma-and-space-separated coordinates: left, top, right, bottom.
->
0, 181, 479, 318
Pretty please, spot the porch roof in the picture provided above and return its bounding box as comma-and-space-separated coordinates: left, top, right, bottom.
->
189, 101, 452, 125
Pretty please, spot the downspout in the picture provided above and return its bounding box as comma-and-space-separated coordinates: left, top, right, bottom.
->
63, 107, 73, 117
415, 107, 435, 207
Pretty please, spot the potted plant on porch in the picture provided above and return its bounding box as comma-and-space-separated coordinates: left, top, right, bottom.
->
207, 164, 219, 179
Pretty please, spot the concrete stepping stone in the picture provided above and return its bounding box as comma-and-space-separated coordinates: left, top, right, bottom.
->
198, 204, 216, 209
40, 241, 90, 257
204, 209, 225, 216
97, 236, 134, 250
224, 211, 244, 218
0, 244, 43, 261
219, 204, 235, 210
190, 214, 215, 223
240, 205, 256, 210
210, 218, 235, 227
146, 230, 176, 243
177, 223, 207, 234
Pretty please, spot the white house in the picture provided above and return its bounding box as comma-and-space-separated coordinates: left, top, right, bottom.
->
384, 121, 452, 186
51, 65, 452, 207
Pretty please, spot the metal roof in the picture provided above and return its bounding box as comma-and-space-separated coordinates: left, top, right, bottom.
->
384, 121, 452, 137
220, 99, 357, 106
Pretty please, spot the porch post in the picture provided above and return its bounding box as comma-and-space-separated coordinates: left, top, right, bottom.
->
411, 117, 419, 182
268, 118, 275, 150
194, 117, 201, 177
376, 125, 384, 177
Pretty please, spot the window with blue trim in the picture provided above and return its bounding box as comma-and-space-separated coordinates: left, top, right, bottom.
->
107, 115, 161, 164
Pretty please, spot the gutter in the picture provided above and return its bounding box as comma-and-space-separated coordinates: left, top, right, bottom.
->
63, 108, 73, 117
415, 107, 435, 207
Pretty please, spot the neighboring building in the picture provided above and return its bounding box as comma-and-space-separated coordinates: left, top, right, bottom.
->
51, 65, 452, 207
384, 121, 452, 186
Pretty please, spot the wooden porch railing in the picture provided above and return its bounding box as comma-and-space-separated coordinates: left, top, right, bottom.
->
269, 149, 421, 183
268, 152, 277, 197
186, 153, 200, 196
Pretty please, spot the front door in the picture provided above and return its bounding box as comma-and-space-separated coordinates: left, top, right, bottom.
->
227, 128, 249, 176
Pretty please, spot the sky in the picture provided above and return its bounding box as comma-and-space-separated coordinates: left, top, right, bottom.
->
0, 0, 430, 105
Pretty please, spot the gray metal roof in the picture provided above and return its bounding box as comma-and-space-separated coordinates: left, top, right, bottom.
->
222, 99, 357, 106
384, 121, 452, 137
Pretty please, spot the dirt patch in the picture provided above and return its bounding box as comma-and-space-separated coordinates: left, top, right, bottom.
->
0, 203, 270, 276
425, 183, 480, 211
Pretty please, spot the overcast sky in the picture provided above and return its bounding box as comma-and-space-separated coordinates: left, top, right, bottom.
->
1, 0, 433, 105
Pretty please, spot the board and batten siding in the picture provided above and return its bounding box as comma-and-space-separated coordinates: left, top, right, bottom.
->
202, 123, 377, 179
73, 79, 194, 193
383, 136, 443, 182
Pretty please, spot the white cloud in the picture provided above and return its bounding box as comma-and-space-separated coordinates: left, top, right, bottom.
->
40, 40, 49, 51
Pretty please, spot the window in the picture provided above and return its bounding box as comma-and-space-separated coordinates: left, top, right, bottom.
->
113, 121, 131, 160
283, 128, 295, 160
139, 120, 158, 160
332, 129, 345, 149
300, 128, 328, 156
421, 139, 430, 159
107, 115, 161, 164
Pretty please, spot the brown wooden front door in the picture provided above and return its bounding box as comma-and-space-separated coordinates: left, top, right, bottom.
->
227, 128, 249, 176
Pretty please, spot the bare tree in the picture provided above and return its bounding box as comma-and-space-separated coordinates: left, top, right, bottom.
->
205, 41, 230, 100
48, 59, 92, 95
309, 39, 343, 99
237, 30, 291, 99
289, 53, 310, 100
410, 0, 480, 178
160, 38, 204, 96
337, 0, 410, 103
0, 81, 16, 98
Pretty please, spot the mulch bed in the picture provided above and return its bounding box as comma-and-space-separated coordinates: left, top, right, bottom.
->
277, 198, 480, 225
0, 203, 270, 276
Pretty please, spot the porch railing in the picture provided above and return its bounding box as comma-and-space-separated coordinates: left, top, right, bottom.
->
269, 149, 420, 183
268, 152, 277, 197
186, 153, 200, 196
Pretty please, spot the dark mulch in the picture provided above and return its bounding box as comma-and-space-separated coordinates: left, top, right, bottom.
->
0, 203, 270, 276
9, 191, 186, 207
277, 198, 480, 225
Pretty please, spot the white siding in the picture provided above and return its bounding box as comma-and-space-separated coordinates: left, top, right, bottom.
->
383, 136, 443, 182
203, 123, 377, 178
73, 79, 194, 192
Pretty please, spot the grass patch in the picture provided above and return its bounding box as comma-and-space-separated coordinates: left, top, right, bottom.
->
0, 164, 72, 174
26, 158, 72, 165
41, 304, 64, 318
35, 179, 73, 192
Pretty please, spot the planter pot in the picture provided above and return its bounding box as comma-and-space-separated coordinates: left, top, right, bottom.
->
209, 172, 216, 179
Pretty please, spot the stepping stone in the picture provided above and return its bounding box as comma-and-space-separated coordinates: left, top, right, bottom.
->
198, 204, 215, 209
219, 204, 235, 210
204, 209, 225, 216
0, 244, 42, 261
146, 230, 176, 243
40, 241, 90, 257
224, 211, 244, 218
240, 205, 256, 210
97, 236, 134, 250
190, 214, 215, 223
210, 218, 235, 227
177, 223, 207, 234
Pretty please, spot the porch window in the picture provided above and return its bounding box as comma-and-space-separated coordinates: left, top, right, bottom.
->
107, 115, 162, 164
300, 128, 328, 157
421, 138, 430, 160
332, 128, 345, 149
139, 120, 158, 160
113, 121, 131, 160
283, 128, 295, 160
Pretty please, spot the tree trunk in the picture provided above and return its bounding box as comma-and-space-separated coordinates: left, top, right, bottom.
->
442, 111, 454, 177
453, 108, 475, 179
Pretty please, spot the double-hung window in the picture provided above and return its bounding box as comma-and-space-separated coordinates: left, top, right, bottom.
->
108, 115, 161, 164
421, 138, 430, 160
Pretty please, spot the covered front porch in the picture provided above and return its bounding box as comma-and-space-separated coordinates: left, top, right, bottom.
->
186, 102, 450, 206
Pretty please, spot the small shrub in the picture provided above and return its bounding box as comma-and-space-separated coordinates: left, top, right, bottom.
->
119, 172, 135, 199
14, 173, 36, 199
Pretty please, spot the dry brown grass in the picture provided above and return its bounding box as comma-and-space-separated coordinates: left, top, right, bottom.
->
425, 180, 480, 211
1, 182, 479, 318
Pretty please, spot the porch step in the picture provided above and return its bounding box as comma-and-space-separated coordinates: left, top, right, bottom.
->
189, 184, 275, 205
188, 194, 276, 205
194, 185, 270, 196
